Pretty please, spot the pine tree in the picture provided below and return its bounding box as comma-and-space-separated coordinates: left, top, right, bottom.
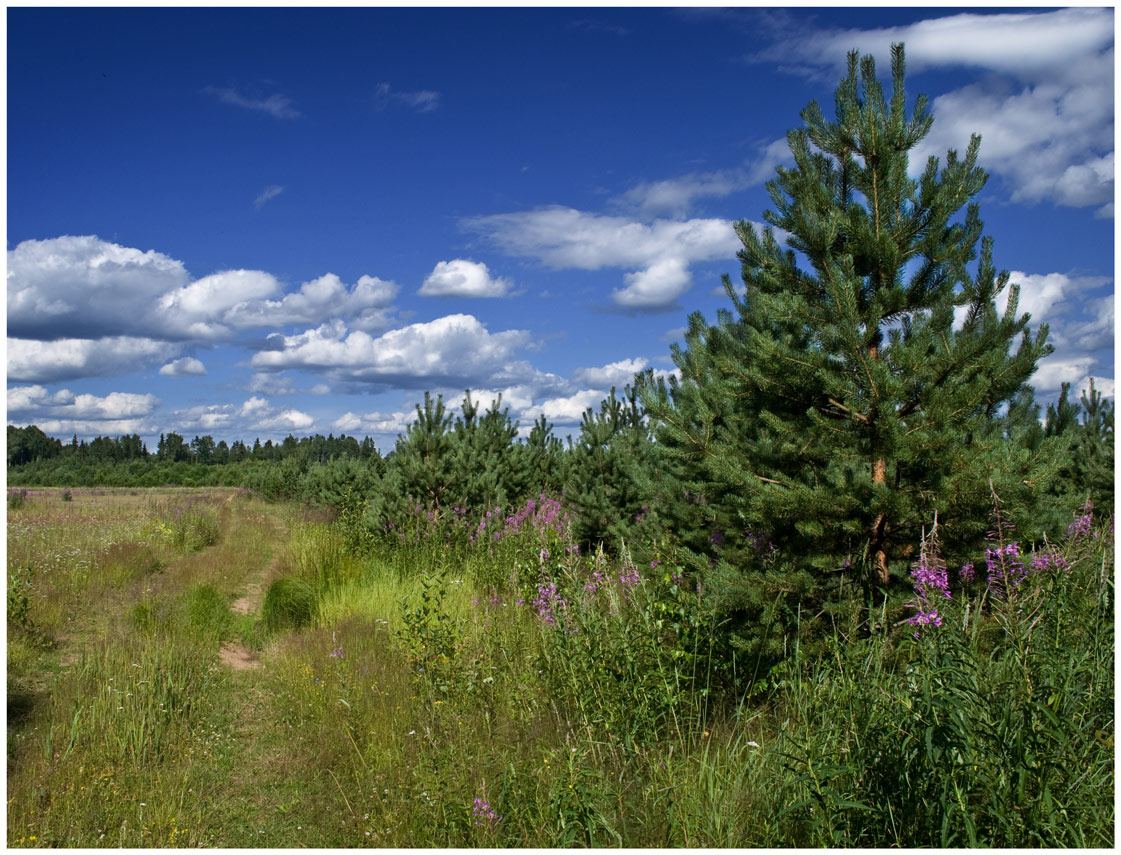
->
642, 45, 1054, 596
380, 391, 456, 523
1044, 379, 1115, 518
567, 385, 659, 549
524, 414, 568, 496
448, 390, 525, 512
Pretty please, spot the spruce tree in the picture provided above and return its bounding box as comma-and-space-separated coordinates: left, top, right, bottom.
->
642, 45, 1053, 595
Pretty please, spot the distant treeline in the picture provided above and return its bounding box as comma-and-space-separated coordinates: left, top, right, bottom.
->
6, 387, 655, 550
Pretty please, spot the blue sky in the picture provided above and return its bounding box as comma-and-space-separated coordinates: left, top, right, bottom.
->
6, 5, 1115, 452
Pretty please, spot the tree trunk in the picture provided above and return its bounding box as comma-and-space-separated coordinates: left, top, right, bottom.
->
870, 456, 889, 584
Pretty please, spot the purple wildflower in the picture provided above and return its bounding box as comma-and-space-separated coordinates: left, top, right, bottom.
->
906, 522, 950, 636
959, 562, 975, 584
532, 581, 565, 627
1066, 501, 1094, 540
986, 541, 1025, 596
472, 796, 501, 827
1030, 548, 1070, 574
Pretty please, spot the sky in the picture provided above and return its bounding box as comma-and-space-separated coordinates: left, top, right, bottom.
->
5, 4, 1116, 454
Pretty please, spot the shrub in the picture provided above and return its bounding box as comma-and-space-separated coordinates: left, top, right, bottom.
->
184, 583, 233, 642
261, 577, 318, 635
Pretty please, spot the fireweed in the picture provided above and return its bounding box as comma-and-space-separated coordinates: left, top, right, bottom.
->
905, 522, 950, 636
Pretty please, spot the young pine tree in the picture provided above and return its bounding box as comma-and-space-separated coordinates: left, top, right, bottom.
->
642, 45, 1054, 596
567, 385, 659, 550
448, 390, 526, 512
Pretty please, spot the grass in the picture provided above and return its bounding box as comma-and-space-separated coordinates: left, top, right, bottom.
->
7, 487, 1114, 847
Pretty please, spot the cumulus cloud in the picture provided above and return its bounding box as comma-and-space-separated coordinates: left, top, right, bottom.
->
6, 236, 403, 383
204, 86, 300, 119
159, 357, 207, 377
247, 373, 330, 396
250, 314, 531, 388
466, 206, 742, 311
522, 389, 607, 426
7, 235, 190, 341
7, 337, 179, 384
7, 385, 160, 437
223, 273, 398, 332
419, 259, 512, 298
572, 358, 648, 388
374, 82, 440, 113
751, 8, 1114, 214
333, 409, 414, 437
157, 269, 281, 339
166, 397, 314, 436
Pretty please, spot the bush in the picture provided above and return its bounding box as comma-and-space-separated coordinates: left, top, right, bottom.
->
261, 577, 318, 635
184, 584, 233, 642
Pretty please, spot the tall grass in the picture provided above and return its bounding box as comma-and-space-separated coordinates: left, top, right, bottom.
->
7, 488, 1113, 847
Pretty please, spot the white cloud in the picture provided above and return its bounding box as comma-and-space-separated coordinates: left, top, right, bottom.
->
572, 358, 648, 388
333, 410, 414, 436
660, 326, 687, 343
757, 8, 1113, 80
250, 314, 530, 388
254, 185, 285, 209
1072, 376, 1115, 400
1032, 356, 1098, 396
615, 257, 693, 309
223, 273, 398, 332
158, 269, 281, 339
618, 138, 791, 218
466, 206, 742, 310
6, 236, 404, 382
159, 357, 207, 377
374, 82, 440, 113
7, 235, 190, 340
419, 259, 512, 298
948, 270, 1113, 399
7, 385, 160, 437
246, 373, 330, 396
522, 389, 607, 426
168, 397, 313, 436
205, 86, 300, 119
7, 337, 179, 383
253, 409, 315, 432
171, 404, 237, 432
753, 8, 1114, 214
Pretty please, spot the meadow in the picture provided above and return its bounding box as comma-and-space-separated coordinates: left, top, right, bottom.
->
6, 486, 1115, 847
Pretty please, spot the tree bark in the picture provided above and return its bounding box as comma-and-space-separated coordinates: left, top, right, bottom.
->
870, 456, 889, 584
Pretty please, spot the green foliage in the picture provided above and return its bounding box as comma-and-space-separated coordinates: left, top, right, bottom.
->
566, 385, 660, 550
8, 566, 38, 637
99, 542, 163, 586
184, 584, 234, 643
641, 46, 1055, 668
1043, 379, 1115, 519
397, 573, 466, 697
771, 510, 1114, 847
262, 577, 318, 635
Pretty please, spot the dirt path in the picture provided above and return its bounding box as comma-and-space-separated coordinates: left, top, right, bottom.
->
220, 509, 289, 671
